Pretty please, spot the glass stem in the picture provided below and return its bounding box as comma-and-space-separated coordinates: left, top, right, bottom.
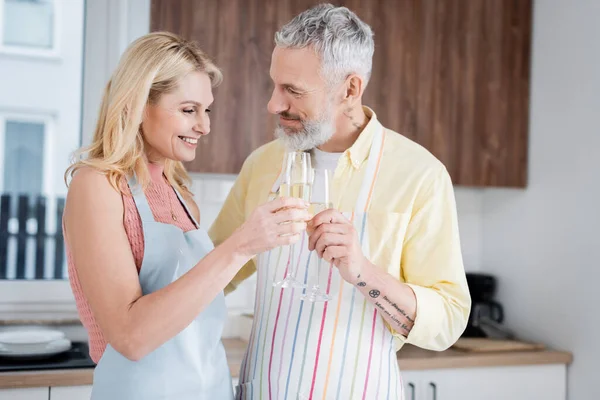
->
288, 243, 297, 279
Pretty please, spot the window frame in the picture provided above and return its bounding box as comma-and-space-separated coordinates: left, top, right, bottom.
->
0, 0, 62, 59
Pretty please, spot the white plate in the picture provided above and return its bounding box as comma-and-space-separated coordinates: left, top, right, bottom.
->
0, 338, 72, 359
0, 329, 65, 346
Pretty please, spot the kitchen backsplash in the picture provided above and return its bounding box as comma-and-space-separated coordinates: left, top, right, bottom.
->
190, 174, 484, 315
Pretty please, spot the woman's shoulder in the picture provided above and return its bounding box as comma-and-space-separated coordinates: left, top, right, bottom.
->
66, 167, 124, 213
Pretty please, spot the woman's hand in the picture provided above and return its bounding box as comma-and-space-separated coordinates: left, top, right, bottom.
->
229, 196, 311, 258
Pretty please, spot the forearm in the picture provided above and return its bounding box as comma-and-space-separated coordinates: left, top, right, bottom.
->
352, 260, 417, 338
122, 236, 250, 359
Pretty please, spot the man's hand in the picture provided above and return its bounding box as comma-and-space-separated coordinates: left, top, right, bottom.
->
308, 209, 418, 338
307, 209, 367, 284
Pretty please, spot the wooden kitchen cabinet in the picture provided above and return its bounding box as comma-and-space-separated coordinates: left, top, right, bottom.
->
0, 387, 48, 400
401, 364, 566, 400
151, 0, 532, 187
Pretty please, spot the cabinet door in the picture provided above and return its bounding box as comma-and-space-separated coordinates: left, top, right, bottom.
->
49, 385, 92, 400
423, 364, 566, 400
400, 370, 424, 400
0, 387, 49, 400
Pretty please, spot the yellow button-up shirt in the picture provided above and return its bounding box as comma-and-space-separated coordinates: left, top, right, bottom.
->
209, 107, 471, 351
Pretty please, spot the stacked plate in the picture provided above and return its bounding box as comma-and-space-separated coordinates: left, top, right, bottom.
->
0, 328, 71, 360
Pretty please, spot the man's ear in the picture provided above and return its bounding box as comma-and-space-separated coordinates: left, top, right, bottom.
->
341, 74, 365, 107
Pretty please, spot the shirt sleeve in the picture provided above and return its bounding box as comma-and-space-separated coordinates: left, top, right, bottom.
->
394, 165, 471, 351
207, 156, 257, 295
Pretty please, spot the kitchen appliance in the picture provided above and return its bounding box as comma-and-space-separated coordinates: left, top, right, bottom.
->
0, 342, 95, 372
463, 273, 512, 338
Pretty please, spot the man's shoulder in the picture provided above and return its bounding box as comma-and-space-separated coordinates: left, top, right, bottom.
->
243, 139, 285, 170
381, 126, 446, 176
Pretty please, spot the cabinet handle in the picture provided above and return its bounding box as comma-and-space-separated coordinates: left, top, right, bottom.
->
408, 382, 416, 400
429, 382, 437, 400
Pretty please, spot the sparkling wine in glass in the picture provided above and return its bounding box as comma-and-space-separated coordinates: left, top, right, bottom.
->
301, 168, 333, 302
273, 151, 311, 289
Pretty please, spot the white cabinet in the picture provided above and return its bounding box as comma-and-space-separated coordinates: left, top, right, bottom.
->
0, 387, 48, 400
400, 364, 566, 400
50, 385, 92, 400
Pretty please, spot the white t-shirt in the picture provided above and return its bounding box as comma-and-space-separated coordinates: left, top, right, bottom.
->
310, 147, 342, 205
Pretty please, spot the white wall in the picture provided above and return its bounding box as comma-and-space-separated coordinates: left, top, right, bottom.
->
81, 0, 151, 147
481, 1, 600, 399
454, 189, 484, 272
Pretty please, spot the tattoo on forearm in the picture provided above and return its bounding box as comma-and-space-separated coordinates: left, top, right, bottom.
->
356, 274, 367, 287
383, 295, 415, 324
374, 302, 411, 334
355, 280, 414, 334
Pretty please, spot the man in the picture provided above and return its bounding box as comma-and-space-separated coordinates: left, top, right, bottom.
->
209, 4, 470, 399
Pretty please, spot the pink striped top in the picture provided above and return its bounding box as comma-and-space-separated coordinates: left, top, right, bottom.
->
66, 163, 197, 363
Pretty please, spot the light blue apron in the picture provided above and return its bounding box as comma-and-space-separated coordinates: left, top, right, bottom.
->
91, 175, 233, 400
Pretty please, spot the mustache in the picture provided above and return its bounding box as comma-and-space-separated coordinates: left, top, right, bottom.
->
279, 111, 301, 120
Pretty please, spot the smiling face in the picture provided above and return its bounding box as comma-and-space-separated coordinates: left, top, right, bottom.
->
141, 71, 214, 163
267, 46, 342, 151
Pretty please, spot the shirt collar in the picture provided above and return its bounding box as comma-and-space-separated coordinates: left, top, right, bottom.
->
345, 106, 382, 169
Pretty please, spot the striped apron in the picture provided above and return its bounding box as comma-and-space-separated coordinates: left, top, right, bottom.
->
235, 126, 404, 400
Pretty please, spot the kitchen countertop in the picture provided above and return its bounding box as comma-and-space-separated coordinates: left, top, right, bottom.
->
0, 338, 573, 389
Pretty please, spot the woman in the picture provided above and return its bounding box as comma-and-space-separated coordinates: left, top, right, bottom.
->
63, 32, 309, 399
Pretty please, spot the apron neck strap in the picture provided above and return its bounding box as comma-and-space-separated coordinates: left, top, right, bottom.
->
172, 186, 200, 229
353, 125, 385, 213
126, 174, 155, 223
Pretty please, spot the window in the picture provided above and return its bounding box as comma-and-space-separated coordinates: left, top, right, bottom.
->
0, 114, 66, 281
2, 120, 45, 197
0, 0, 58, 57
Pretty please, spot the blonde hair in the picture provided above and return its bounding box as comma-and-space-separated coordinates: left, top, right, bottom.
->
65, 31, 222, 196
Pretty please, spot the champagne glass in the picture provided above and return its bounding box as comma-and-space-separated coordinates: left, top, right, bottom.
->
272, 151, 311, 289
301, 168, 332, 302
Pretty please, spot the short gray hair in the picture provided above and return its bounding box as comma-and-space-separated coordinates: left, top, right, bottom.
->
275, 3, 374, 86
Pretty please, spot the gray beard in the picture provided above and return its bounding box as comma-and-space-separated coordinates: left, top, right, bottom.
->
275, 113, 335, 151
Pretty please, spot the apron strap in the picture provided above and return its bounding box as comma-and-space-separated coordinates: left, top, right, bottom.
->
270, 158, 285, 195
353, 125, 384, 213
126, 174, 155, 223
173, 187, 200, 229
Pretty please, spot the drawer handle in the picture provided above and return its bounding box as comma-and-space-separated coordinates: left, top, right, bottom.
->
429, 382, 437, 400
408, 382, 416, 400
